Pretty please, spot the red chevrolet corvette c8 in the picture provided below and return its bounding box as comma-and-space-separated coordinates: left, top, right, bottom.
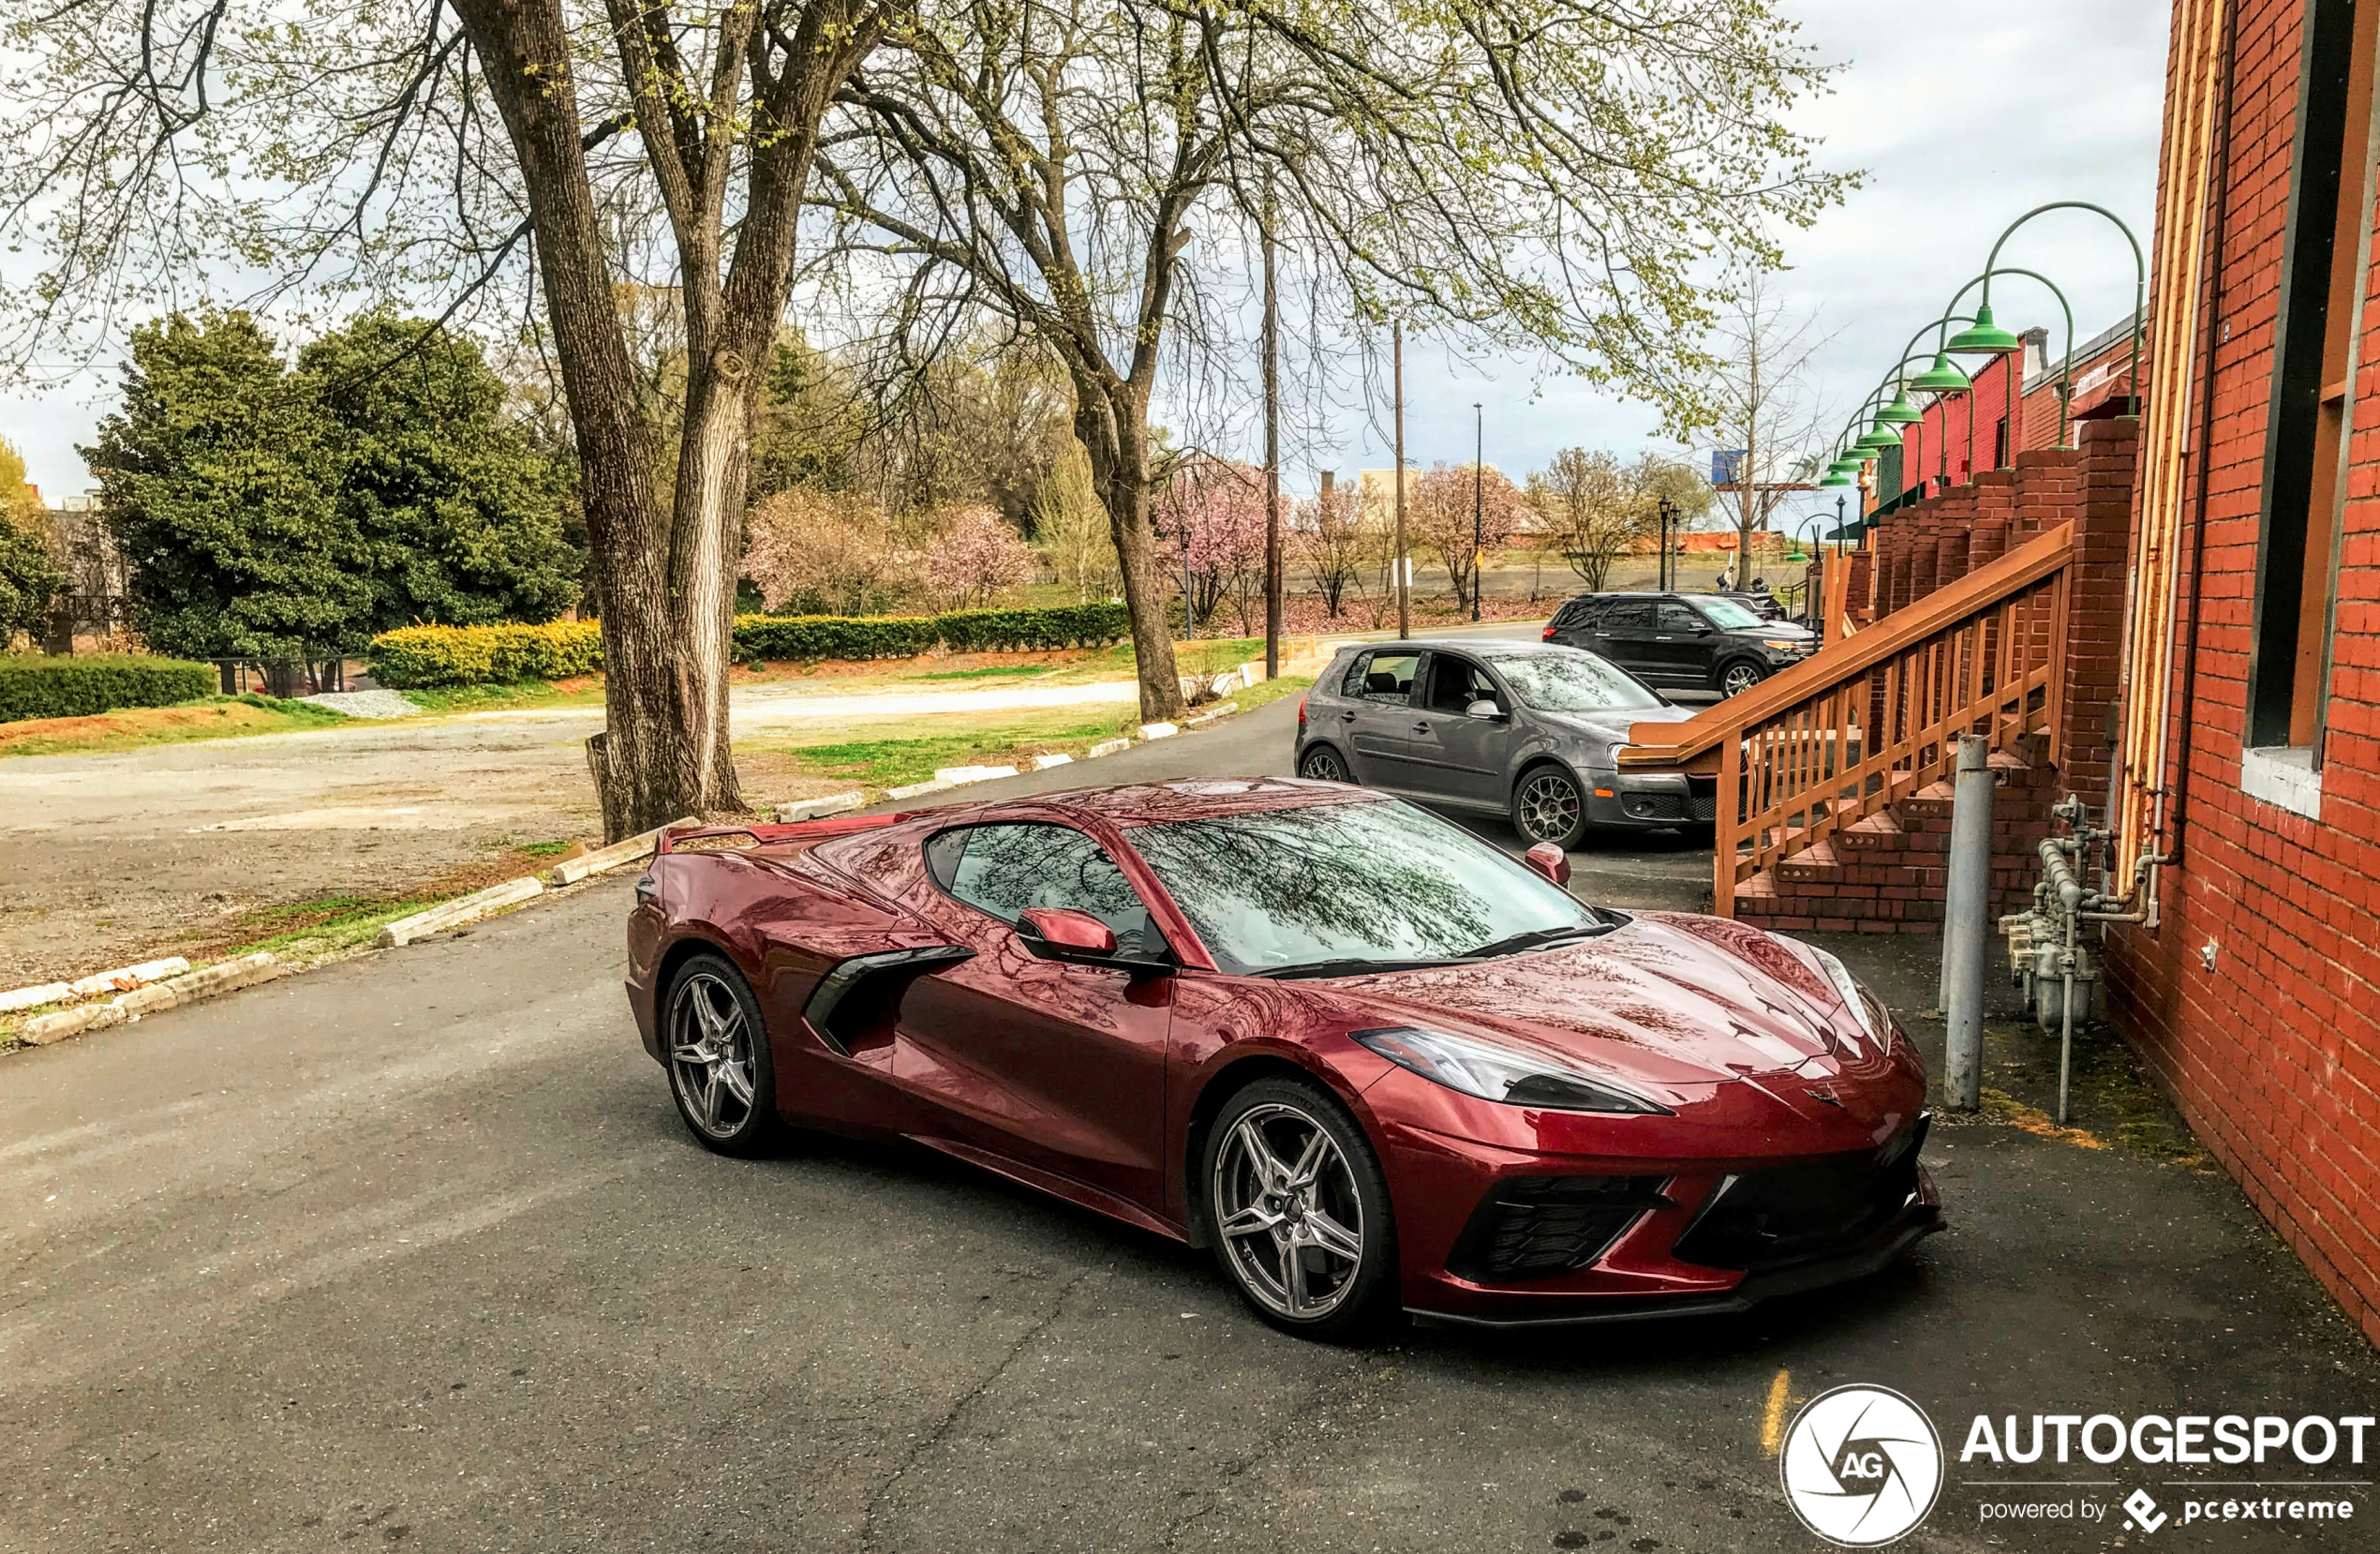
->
624, 778, 1938, 1338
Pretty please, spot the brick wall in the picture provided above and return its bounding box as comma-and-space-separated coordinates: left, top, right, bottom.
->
2104, 0, 2380, 1351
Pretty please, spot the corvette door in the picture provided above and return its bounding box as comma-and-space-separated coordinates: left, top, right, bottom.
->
892, 822, 1172, 1211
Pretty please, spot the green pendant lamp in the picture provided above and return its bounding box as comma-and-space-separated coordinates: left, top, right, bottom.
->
1946, 302, 2022, 355
1910, 350, 1971, 393
1820, 470, 1852, 487
1853, 419, 1903, 451
1852, 444, 1882, 464
1826, 457, 1862, 476
1876, 383, 1923, 426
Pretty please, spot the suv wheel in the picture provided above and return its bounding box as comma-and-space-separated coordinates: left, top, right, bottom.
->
1717, 660, 1766, 698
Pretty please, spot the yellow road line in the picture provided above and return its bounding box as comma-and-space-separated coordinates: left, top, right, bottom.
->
1762, 1368, 1792, 1456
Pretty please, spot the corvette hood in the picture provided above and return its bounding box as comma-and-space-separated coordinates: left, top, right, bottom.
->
1324, 911, 1879, 1094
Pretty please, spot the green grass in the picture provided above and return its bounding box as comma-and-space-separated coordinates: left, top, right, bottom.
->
0, 693, 352, 759
909, 662, 1056, 681
400, 680, 605, 714
780, 713, 1135, 788
1219, 672, 1314, 713
516, 839, 577, 858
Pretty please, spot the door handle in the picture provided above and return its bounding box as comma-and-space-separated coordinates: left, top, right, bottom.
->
1340, 710, 1357, 722
1411, 722, 1430, 733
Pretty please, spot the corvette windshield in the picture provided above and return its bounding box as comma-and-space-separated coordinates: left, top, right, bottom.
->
1126, 799, 1602, 976
1484, 651, 1660, 712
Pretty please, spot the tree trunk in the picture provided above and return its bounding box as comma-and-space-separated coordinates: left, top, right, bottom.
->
1074, 377, 1184, 723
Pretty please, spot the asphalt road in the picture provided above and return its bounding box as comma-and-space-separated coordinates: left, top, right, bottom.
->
7, 663, 2378, 1552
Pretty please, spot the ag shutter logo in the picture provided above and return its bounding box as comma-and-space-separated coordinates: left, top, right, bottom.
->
1779, 1384, 1946, 1547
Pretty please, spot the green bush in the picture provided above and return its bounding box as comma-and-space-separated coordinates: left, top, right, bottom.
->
732, 613, 941, 662
0, 654, 218, 723
934, 603, 1133, 652
365, 602, 1138, 687
366, 620, 603, 688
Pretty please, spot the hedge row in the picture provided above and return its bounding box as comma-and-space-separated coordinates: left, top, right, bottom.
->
365, 603, 1136, 688
366, 621, 604, 688
0, 654, 217, 723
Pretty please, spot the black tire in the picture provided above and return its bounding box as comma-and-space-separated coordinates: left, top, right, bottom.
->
1201, 1075, 1399, 1341
662, 951, 785, 1156
1298, 743, 1351, 783
1510, 763, 1591, 851
1716, 658, 1767, 698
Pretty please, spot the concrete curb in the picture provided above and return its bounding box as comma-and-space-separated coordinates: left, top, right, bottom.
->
0, 981, 70, 1015
1138, 722, 1179, 740
933, 764, 1019, 785
1183, 701, 1240, 729
543, 814, 699, 886
377, 876, 544, 948
775, 792, 866, 823
1086, 738, 1132, 758
19, 953, 287, 1047
884, 778, 956, 800
4, 956, 193, 1014
1033, 754, 1073, 769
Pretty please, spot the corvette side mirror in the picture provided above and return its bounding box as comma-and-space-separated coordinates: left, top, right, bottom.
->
1524, 843, 1570, 888
1465, 698, 1508, 722
1019, 906, 1116, 958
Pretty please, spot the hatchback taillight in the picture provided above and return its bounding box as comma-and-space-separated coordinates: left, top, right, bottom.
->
1540, 624, 1557, 640
1296, 693, 1308, 731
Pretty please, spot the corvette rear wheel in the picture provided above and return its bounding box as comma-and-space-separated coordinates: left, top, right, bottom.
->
664, 952, 783, 1156
1204, 1077, 1396, 1340
1298, 745, 1349, 783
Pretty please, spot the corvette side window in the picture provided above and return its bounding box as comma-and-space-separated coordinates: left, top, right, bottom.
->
935, 823, 1165, 956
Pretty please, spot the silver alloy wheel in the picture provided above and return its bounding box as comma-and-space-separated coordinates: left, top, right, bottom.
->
1299, 746, 1347, 783
1212, 1102, 1365, 1319
669, 971, 758, 1139
1516, 770, 1582, 844
1719, 661, 1763, 697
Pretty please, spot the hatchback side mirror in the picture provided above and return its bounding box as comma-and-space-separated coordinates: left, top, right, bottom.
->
1524, 843, 1571, 887
1465, 698, 1508, 721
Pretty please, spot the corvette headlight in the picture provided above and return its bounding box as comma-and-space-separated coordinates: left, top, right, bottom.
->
1807, 945, 1883, 1044
1354, 1026, 1668, 1114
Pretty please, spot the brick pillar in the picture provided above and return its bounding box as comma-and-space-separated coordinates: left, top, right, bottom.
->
1908, 512, 1940, 604
1847, 547, 1875, 622
1969, 516, 2009, 572
1936, 530, 1968, 589
2016, 446, 2083, 539
2056, 418, 2140, 812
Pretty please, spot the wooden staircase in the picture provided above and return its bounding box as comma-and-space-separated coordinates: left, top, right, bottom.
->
1618, 523, 2078, 924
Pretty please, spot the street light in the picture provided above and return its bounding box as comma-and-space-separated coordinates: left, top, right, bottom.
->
1974, 200, 2147, 416
1471, 402, 1483, 622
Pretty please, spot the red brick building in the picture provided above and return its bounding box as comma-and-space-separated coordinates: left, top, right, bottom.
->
1886, 315, 2147, 500
2103, 0, 2380, 1347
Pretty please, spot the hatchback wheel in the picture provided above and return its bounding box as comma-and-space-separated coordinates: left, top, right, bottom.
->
664, 952, 783, 1156
1718, 660, 1766, 698
1204, 1077, 1397, 1340
1298, 744, 1349, 783
1512, 765, 1590, 850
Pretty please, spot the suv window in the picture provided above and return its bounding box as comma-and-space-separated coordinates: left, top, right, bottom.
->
927, 823, 1165, 956
1600, 600, 1654, 632
1554, 599, 1600, 629
1426, 654, 1498, 713
1657, 602, 1706, 634
1349, 650, 1421, 704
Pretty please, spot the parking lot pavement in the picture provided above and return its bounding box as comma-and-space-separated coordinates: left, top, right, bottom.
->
7, 699, 2377, 1552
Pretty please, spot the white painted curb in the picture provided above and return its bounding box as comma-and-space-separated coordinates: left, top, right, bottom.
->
377, 876, 543, 948
543, 814, 699, 886
18, 953, 286, 1046
1138, 722, 1179, 740
884, 778, 956, 800
775, 792, 866, 823
1033, 754, 1074, 769
1184, 701, 1240, 729
1086, 738, 1132, 758
933, 764, 1019, 785
0, 981, 70, 1015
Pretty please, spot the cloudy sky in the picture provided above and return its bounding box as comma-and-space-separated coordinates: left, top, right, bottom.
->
3, 0, 2168, 515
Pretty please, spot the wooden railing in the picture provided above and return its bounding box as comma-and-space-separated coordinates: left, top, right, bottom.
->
1618, 522, 2076, 917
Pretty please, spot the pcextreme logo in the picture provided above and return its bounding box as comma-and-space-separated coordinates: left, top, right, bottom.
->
1778, 1384, 1946, 1547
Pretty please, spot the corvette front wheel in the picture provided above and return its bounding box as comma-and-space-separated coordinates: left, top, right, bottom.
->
1203, 1077, 1398, 1341
663, 952, 784, 1157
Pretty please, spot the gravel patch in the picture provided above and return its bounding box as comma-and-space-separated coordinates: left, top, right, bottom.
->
299, 690, 423, 719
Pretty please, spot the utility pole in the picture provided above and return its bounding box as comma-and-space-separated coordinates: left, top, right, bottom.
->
1260, 176, 1283, 680
1471, 402, 1483, 622
1658, 496, 1674, 592
1393, 324, 1409, 641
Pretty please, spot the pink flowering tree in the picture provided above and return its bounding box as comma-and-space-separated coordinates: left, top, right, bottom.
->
1153, 459, 1269, 635
925, 505, 1036, 610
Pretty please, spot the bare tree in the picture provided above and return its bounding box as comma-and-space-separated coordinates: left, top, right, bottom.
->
1529, 449, 1640, 591
1701, 274, 1835, 575
0, 1, 899, 838
813, 0, 1851, 717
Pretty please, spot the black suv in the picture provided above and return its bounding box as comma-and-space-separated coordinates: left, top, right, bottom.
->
1540, 591, 1813, 698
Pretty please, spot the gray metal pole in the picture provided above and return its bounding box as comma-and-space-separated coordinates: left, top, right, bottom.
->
1941, 735, 1994, 1111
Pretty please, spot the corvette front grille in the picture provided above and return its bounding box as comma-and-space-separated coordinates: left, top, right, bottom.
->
1449, 1175, 1672, 1282
1671, 1115, 1929, 1273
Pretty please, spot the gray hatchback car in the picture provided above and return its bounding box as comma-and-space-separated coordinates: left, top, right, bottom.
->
1291, 638, 1711, 849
